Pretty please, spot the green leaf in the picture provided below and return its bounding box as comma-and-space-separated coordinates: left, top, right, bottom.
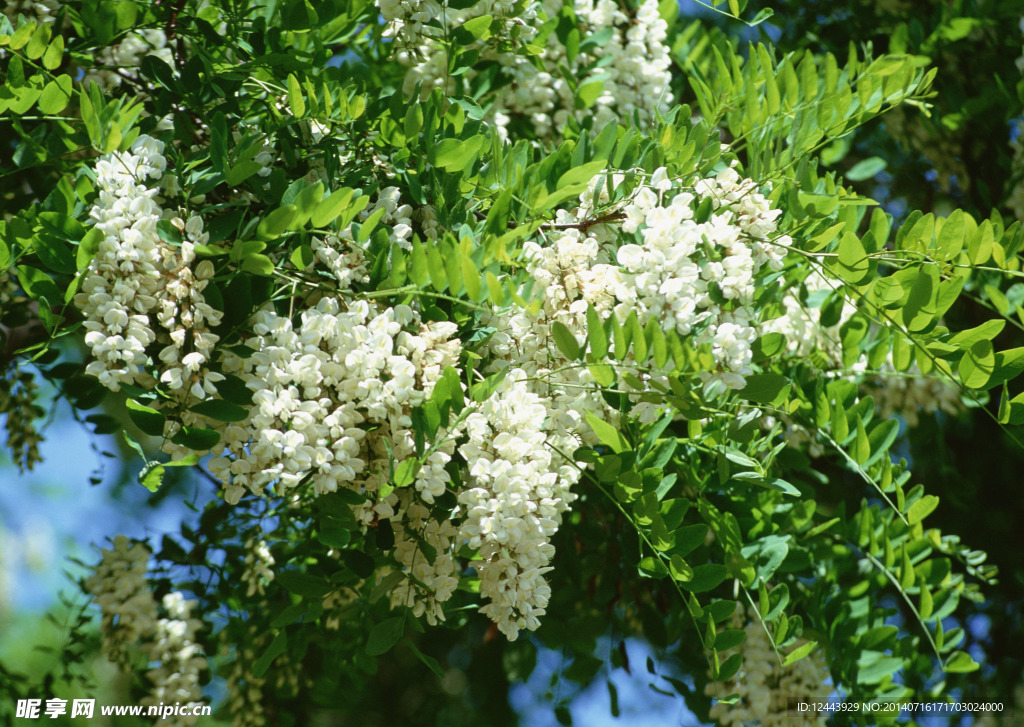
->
357, 207, 387, 244
584, 412, 629, 453
836, 232, 871, 283
943, 650, 979, 673
16, 265, 61, 304
404, 103, 424, 140
682, 563, 729, 593
125, 399, 166, 437
37, 73, 72, 114
935, 210, 966, 261
782, 641, 818, 667
551, 321, 582, 360
902, 265, 940, 332
856, 652, 902, 685
277, 571, 331, 598
846, 156, 886, 182
738, 373, 789, 405
157, 219, 183, 245
471, 367, 507, 402
669, 554, 693, 581
33, 234, 75, 275
949, 319, 1004, 350
556, 160, 606, 190
171, 425, 221, 451
431, 136, 484, 172
287, 73, 305, 117
9, 20, 37, 51
252, 631, 288, 679
311, 187, 354, 228
190, 399, 250, 422
41, 34, 64, 70
427, 245, 448, 291
24, 19, 50, 59
958, 339, 995, 389
241, 253, 275, 276
906, 494, 939, 525
366, 617, 405, 656
226, 160, 263, 186
586, 305, 607, 358
853, 418, 870, 465
461, 254, 482, 301
139, 461, 165, 492
485, 271, 504, 305
865, 419, 899, 467
393, 458, 419, 487
270, 604, 306, 629
257, 205, 297, 240
459, 14, 492, 40
290, 182, 324, 229
290, 244, 314, 270
714, 629, 746, 652
407, 641, 444, 679
75, 228, 100, 270
639, 556, 669, 578
716, 652, 743, 681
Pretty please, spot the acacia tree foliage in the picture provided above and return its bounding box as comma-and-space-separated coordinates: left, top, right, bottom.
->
1, 0, 1023, 725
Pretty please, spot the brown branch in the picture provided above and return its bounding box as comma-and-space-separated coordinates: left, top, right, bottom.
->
536, 211, 626, 232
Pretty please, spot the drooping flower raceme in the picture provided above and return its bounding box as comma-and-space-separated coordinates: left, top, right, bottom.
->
86, 538, 209, 723
394, 0, 671, 140
707, 604, 831, 727
74, 135, 223, 400
457, 372, 581, 639
492, 165, 788, 404
84, 535, 159, 667
766, 269, 963, 427
143, 593, 209, 727
81, 29, 175, 91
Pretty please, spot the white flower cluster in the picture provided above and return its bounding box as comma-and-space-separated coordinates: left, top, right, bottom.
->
205, 293, 468, 624
707, 606, 831, 727
309, 188, 438, 289
310, 233, 370, 289
456, 373, 580, 639
210, 298, 460, 503
84, 535, 159, 667
224, 646, 266, 727
494, 0, 671, 138
3, 0, 60, 24
0, 366, 44, 472
766, 270, 963, 429
499, 166, 787, 398
613, 166, 786, 391
86, 537, 209, 723
395, 0, 670, 140
865, 359, 963, 427
75, 135, 223, 402
142, 593, 209, 727
390, 500, 462, 624
369, 186, 417, 249
223, 626, 306, 727
387, 0, 541, 101
765, 271, 854, 367
241, 538, 275, 597
378, 0, 446, 46
81, 29, 175, 91
457, 166, 788, 636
